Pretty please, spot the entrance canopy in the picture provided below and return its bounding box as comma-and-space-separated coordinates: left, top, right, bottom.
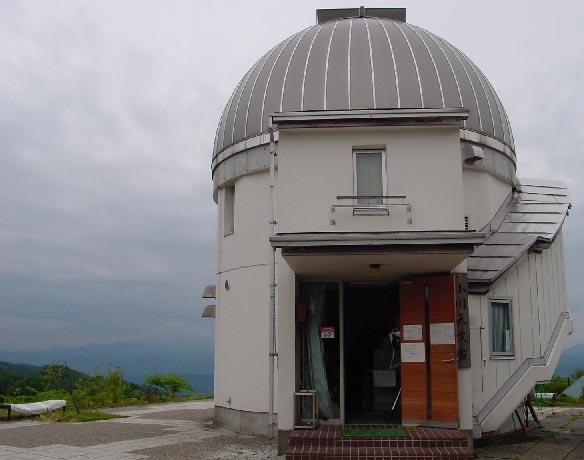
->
271, 231, 484, 280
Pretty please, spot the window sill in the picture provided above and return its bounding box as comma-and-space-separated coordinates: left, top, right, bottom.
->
223, 231, 234, 237
490, 355, 515, 360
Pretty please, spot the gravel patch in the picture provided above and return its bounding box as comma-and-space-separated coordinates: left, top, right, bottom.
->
0, 420, 172, 448
134, 434, 283, 460
135, 408, 214, 423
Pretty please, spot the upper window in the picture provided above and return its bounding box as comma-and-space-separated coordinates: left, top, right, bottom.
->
223, 186, 235, 236
490, 299, 514, 356
353, 150, 386, 205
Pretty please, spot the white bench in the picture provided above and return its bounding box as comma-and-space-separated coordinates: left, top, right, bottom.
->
0, 400, 67, 419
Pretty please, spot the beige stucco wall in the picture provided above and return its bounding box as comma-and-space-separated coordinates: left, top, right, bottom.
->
462, 168, 512, 231
212, 124, 522, 433
277, 126, 466, 234
215, 172, 273, 414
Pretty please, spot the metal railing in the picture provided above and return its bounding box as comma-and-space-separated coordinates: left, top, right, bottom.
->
330, 195, 412, 225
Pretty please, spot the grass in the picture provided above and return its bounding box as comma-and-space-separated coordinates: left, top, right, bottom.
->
0, 394, 214, 422
173, 394, 213, 402
342, 427, 407, 437
91, 393, 214, 408
532, 396, 584, 408
39, 409, 123, 423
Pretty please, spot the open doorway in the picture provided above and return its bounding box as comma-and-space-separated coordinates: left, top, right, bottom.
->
344, 284, 401, 424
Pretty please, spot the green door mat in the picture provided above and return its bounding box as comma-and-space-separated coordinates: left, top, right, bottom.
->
342, 427, 407, 437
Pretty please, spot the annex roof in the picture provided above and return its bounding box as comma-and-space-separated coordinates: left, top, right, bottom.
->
468, 178, 570, 290
562, 376, 584, 399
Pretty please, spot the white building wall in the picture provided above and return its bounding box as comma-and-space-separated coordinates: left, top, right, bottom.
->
469, 231, 570, 432
215, 171, 272, 414
462, 168, 512, 231
277, 127, 465, 233
276, 256, 296, 431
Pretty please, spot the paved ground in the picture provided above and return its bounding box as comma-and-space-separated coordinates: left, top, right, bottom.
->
0, 401, 582, 459
475, 407, 584, 460
0, 401, 279, 460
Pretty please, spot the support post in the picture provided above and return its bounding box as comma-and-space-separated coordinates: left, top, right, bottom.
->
267, 121, 278, 437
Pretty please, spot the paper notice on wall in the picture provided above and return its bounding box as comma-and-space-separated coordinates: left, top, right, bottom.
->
401, 342, 426, 362
402, 324, 423, 341
430, 322, 455, 345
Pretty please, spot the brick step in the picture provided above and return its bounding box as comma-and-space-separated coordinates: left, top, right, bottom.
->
288, 435, 468, 448
286, 446, 474, 460
288, 428, 469, 449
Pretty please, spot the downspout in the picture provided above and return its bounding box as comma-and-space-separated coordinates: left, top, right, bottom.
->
267, 120, 278, 438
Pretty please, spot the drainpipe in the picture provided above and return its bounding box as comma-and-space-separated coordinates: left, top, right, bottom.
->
267, 120, 278, 438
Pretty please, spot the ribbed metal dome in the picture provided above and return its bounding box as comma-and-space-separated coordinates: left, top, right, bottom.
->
213, 16, 514, 158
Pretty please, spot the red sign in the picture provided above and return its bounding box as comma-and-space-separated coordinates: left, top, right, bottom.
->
320, 326, 335, 339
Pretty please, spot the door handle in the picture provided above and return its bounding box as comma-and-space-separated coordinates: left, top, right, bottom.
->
441, 352, 457, 363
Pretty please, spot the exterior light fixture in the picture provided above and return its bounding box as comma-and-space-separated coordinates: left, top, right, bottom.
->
368, 264, 381, 277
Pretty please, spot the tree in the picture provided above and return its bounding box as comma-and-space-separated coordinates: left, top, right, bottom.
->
144, 373, 194, 399
571, 368, 584, 380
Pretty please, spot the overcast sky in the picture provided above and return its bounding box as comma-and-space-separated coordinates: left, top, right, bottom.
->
0, 0, 582, 369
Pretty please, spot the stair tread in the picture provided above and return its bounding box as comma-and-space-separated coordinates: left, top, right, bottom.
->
287, 427, 473, 459
287, 446, 472, 452
289, 427, 468, 440
286, 446, 474, 459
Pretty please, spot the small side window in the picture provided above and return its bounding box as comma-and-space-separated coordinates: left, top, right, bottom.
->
490, 299, 514, 356
353, 150, 386, 205
223, 186, 235, 236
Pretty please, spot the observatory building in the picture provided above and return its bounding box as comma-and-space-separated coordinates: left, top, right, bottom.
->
203, 6, 572, 457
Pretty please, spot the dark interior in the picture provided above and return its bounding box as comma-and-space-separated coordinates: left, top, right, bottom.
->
344, 284, 401, 423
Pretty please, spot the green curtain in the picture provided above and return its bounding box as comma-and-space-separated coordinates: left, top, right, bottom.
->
302, 284, 333, 419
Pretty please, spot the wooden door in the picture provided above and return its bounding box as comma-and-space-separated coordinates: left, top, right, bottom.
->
400, 275, 458, 424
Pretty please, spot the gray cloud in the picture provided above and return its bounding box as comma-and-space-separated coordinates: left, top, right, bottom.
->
0, 0, 582, 365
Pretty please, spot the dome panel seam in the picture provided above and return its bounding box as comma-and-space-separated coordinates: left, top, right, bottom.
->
393, 21, 424, 107
347, 18, 353, 109
280, 28, 312, 112
413, 25, 465, 127
301, 24, 326, 111
364, 18, 377, 109
406, 23, 445, 109
230, 48, 273, 145
440, 37, 483, 131
244, 43, 283, 139
323, 21, 340, 110
259, 29, 307, 133
375, 19, 400, 108
457, 49, 496, 138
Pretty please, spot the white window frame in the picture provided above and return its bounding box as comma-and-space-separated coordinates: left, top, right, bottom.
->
489, 297, 515, 358
352, 150, 387, 204
223, 185, 235, 237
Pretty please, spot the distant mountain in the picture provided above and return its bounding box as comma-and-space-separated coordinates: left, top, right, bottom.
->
0, 360, 44, 375
0, 341, 213, 376
556, 343, 584, 377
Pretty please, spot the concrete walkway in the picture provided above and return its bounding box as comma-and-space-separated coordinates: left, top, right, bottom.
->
0, 401, 582, 459
0, 400, 279, 459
